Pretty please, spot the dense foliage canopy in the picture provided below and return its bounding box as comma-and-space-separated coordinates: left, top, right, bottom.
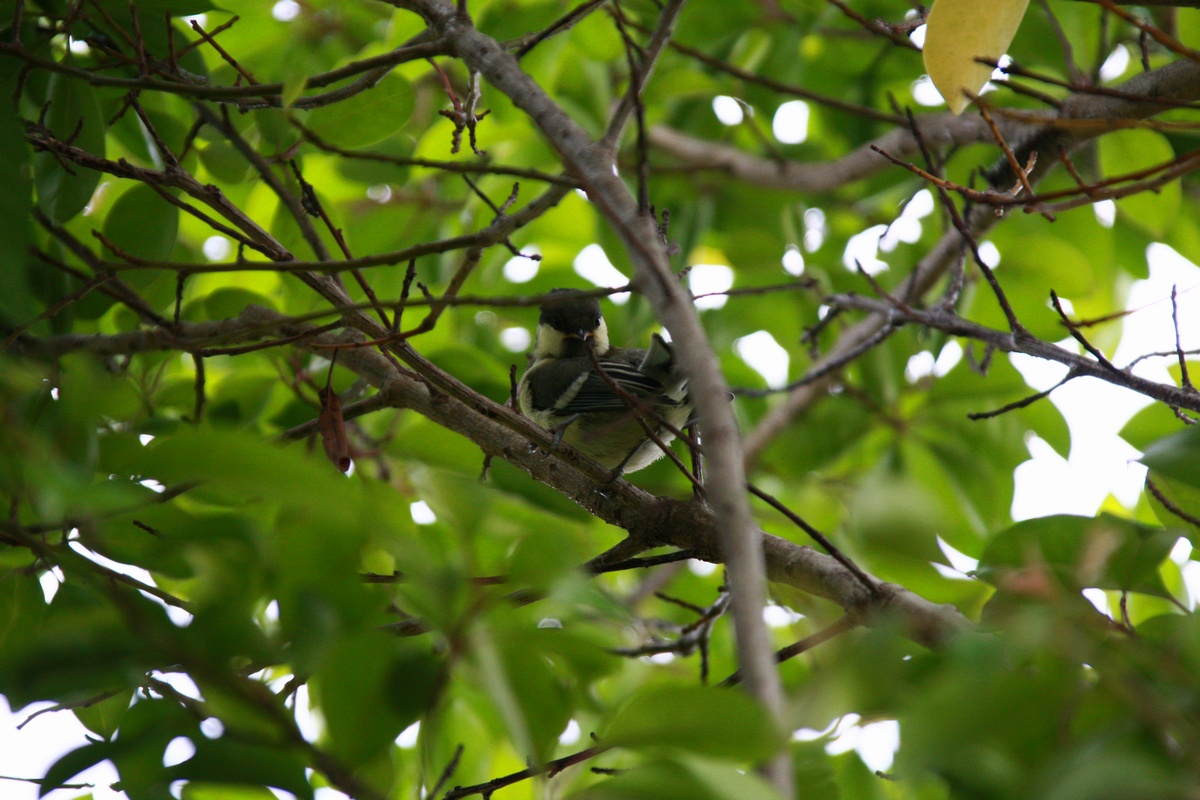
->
2, 1, 1200, 799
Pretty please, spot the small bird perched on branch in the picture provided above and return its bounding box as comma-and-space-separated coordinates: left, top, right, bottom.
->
517, 289, 693, 474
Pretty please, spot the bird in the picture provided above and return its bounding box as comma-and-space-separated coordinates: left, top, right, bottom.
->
517, 289, 693, 474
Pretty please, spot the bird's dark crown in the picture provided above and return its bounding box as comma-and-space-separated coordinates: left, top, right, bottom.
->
539, 289, 602, 334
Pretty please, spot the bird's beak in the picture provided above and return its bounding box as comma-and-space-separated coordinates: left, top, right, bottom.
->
573, 329, 596, 346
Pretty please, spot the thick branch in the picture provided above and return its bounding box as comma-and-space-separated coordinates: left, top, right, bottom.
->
253, 305, 971, 650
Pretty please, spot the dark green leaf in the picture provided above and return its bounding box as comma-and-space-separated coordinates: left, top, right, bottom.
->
1141, 426, 1200, 490
34, 68, 105, 223
101, 184, 180, 262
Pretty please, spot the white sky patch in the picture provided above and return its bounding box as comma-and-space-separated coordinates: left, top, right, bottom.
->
410, 500, 437, 525
203, 235, 231, 261
38, 567, 63, 603
905, 351, 937, 383
163, 736, 196, 768
1010, 243, 1200, 520
1082, 587, 1109, 614
712, 95, 744, 126
200, 717, 225, 739
500, 326, 531, 352
558, 719, 582, 746
904, 341, 962, 383
843, 225, 889, 275
797, 714, 900, 773
397, 721, 420, 749
804, 208, 826, 253
1184, 562, 1200, 610
689, 264, 734, 310
880, 217, 922, 252
935, 341, 963, 375
294, 686, 321, 743
783, 246, 805, 276
794, 716, 842, 741
937, 536, 979, 574
762, 604, 803, 627
735, 330, 790, 389
503, 246, 540, 283
67, 542, 193, 625
367, 184, 392, 203
152, 671, 202, 702
911, 75, 944, 107
772, 100, 809, 144
68, 38, 91, 55
1094, 199, 1116, 228
849, 720, 900, 773
991, 54, 1013, 82
977, 240, 1001, 268
273, 0, 301, 21
1100, 45, 1130, 82
881, 192, 933, 252
1168, 539, 1200, 608
688, 559, 717, 576
906, 189, 935, 218
573, 244, 630, 304
909, 23, 926, 48
1171, 538, 1192, 565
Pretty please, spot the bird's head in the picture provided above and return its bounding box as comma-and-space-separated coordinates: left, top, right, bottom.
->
533, 289, 610, 358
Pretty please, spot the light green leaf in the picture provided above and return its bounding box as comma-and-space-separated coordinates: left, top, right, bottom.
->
603, 685, 786, 761
305, 72, 415, 149
575, 757, 782, 800
1098, 129, 1181, 238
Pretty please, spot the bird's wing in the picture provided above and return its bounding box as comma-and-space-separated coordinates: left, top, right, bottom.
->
566, 359, 670, 412
529, 356, 679, 415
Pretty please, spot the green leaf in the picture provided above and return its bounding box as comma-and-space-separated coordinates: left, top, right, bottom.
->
0, 58, 36, 328
1097, 129, 1181, 238
1140, 425, 1200, 490
304, 72, 415, 149
575, 757, 782, 800
977, 513, 1178, 598
91, 0, 218, 15
310, 633, 440, 767
74, 688, 135, 740
603, 685, 785, 761
169, 738, 313, 800
1119, 403, 1185, 452
41, 740, 116, 797
34, 68, 106, 223
102, 184, 180, 262
1144, 474, 1200, 539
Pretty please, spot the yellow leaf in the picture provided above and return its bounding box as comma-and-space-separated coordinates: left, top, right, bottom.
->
923, 0, 1030, 115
